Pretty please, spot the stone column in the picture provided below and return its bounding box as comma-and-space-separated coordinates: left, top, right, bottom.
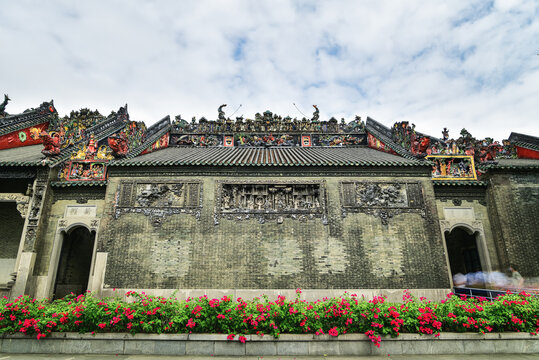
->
11, 168, 50, 298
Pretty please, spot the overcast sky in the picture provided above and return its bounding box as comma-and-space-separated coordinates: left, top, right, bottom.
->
1, 0, 537, 141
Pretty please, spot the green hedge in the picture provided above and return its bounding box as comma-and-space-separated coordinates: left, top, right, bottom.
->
1, 290, 537, 347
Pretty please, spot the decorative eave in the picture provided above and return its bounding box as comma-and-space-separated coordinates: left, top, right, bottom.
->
117, 116, 171, 160
432, 180, 488, 187
365, 117, 429, 161
477, 160, 539, 171
46, 115, 127, 167
50, 180, 108, 188
512, 141, 539, 152
0, 101, 57, 137
0, 160, 47, 167
508, 132, 539, 152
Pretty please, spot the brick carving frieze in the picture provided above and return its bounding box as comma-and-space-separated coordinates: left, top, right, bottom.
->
23, 170, 50, 251
340, 181, 426, 225
214, 180, 328, 225
114, 180, 203, 226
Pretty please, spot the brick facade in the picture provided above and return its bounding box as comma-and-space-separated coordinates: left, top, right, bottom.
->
98, 174, 449, 290
487, 172, 539, 277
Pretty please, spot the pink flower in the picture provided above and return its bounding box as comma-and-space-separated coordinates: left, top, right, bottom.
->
328, 327, 339, 337
227, 334, 235, 340
186, 318, 196, 329
238, 335, 247, 343
217, 314, 226, 319
289, 307, 298, 315
97, 323, 106, 329
209, 299, 220, 308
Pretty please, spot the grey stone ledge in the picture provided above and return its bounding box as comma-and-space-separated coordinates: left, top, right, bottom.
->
0, 332, 536, 356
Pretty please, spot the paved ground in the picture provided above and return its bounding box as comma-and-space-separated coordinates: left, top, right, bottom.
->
1, 355, 538, 359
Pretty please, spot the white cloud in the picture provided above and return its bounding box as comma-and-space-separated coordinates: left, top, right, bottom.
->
1, 0, 537, 141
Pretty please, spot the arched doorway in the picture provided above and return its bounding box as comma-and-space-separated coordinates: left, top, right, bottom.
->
0, 202, 25, 285
445, 226, 482, 279
53, 226, 95, 299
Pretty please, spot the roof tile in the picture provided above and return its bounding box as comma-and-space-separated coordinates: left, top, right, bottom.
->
112, 146, 425, 167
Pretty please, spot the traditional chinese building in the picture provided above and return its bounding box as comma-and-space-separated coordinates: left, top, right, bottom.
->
0, 99, 537, 301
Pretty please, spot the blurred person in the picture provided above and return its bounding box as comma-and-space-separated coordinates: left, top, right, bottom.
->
508, 265, 524, 288
467, 269, 486, 288
453, 273, 466, 287
486, 271, 509, 290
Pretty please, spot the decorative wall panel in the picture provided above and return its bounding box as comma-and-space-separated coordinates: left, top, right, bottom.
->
114, 180, 202, 226
214, 180, 328, 224
340, 181, 426, 224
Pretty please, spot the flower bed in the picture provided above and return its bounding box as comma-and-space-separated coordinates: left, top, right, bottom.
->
1, 289, 537, 348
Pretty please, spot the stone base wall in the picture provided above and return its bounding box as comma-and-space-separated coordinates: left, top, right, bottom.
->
1, 332, 536, 356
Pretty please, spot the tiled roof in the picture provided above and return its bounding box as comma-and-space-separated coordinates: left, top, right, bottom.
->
479, 158, 539, 170
112, 146, 426, 167
508, 132, 539, 152
513, 141, 539, 152
0, 145, 45, 167
0, 102, 56, 137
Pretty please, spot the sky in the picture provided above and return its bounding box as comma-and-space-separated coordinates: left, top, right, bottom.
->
1, 0, 538, 141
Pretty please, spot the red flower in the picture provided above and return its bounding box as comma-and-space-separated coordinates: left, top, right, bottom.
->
238, 335, 247, 343
328, 327, 339, 337
227, 334, 235, 340
186, 318, 196, 329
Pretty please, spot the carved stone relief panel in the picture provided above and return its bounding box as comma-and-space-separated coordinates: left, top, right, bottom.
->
23, 170, 49, 252
214, 180, 328, 224
340, 181, 426, 224
114, 180, 203, 226
57, 218, 100, 232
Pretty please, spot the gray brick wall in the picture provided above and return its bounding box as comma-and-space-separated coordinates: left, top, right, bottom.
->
100, 175, 450, 289
487, 173, 539, 277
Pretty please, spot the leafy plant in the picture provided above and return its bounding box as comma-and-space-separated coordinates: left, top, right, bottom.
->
1, 290, 537, 348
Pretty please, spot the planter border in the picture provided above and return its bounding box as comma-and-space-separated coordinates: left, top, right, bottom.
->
1, 332, 537, 356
